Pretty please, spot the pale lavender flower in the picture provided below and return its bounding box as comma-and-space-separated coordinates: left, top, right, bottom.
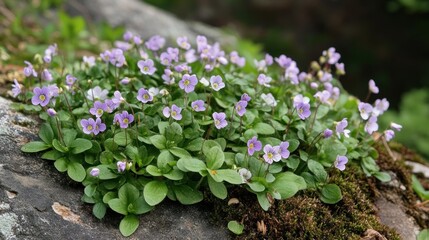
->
93, 118, 106, 135
358, 102, 373, 120
368, 79, 379, 94
114, 111, 134, 128
80, 118, 96, 134
83, 56, 96, 67
90, 168, 100, 177
139, 49, 149, 59
199, 77, 209, 87
279, 141, 290, 159
230, 51, 245, 67
86, 86, 108, 101
372, 98, 389, 116
105, 99, 118, 113
310, 82, 319, 89
65, 74, 77, 86
163, 105, 182, 121
31, 87, 51, 107
185, 49, 198, 63
285, 61, 299, 84
196, 35, 208, 52
210, 75, 225, 91
265, 54, 273, 65
365, 116, 379, 134
43, 54, 51, 63
167, 47, 179, 62
175, 63, 191, 73
148, 87, 159, 97
323, 47, 341, 65
336, 118, 350, 138
235, 100, 248, 117
336, 63, 345, 75
47, 108, 57, 117
213, 112, 227, 129
254, 59, 267, 72
324, 129, 333, 138
133, 35, 142, 45
293, 94, 310, 108
120, 77, 130, 85
296, 102, 311, 120
137, 59, 156, 75
145, 35, 165, 51
100, 50, 112, 63
334, 155, 348, 171
160, 52, 172, 66
117, 161, 126, 172
263, 144, 281, 164
241, 93, 251, 102
41, 69, 53, 81
23, 61, 37, 77
110, 48, 126, 67
179, 74, 198, 93
47, 85, 59, 98
384, 130, 395, 141
261, 93, 277, 107
90, 101, 107, 118
11, 79, 21, 97
314, 90, 331, 104
257, 73, 272, 87
177, 36, 191, 50
275, 55, 292, 68
247, 136, 262, 156
162, 69, 175, 85
111, 91, 124, 106
191, 100, 205, 112
239, 168, 252, 183
123, 31, 133, 41
114, 41, 132, 51
320, 72, 333, 82
137, 88, 153, 103
390, 122, 402, 131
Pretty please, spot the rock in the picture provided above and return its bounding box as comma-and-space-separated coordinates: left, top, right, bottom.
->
0, 96, 229, 240
405, 161, 429, 178
65, 0, 236, 46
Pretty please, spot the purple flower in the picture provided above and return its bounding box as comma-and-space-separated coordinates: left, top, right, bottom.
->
90, 101, 107, 118
235, 100, 248, 117
160, 52, 172, 66
86, 86, 108, 101
293, 94, 310, 108
336, 63, 345, 75
368, 79, 379, 94
167, 47, 179, 62
263, 144, 281, 164
137, 59, 156, 75
83, 56, 96, 67
185, 49, 198, 63
336, 118, 350, 138
196, 35, 208, 52
100, 50, 112, 63
41, 69, 53, 81
120, 77, 130, 85
191, 100, 206, 112
179, 74, 198, 93
11, 79, 21, 98
275, 55, 292, 68
80, 118, 96, 134
175, 63, 191, 73
334, 155, 348, 171
257, 73, 272, 87
247, 136, 262, 156
241, 93, 251, 102
261, 93, 277, 107
372, 98, 389, 116
285, 61, 299, 84
90, 168, 100, 177
133, 35, 142, 45
163, 104, 182, 121
111, 91, 124, 105
365, 116, 378, 134
314, 90, 331, 105
162, 69, 175, 85
358, 102, 373, 120
296, 103, 311, 120
93, 118, 106, 135
210, 75, 225, 91
115, 41, 132, 51
123, 31, 133, 41
239, 168, 252, 183
230, 51, 245, 67
145, 35, 165, 51
114, 111, 134, 128
23, 61, 37, 77
105, 99, 118, 113
47, 108, 57, 117
31, 87, 51, 107
65, 74, 77, 86
213, 112, 228, 129
110, 48, 126, 67
384, 130, 395, 141
117, 161, 126, 172
279, 141, 290, 159
137, 88, 153, 103
319, 72, 333, 82
177, 36, 191, 50
323, 47, 341, 65
324, 129, 333, 138
390, 122, 402, 131
265, 54, 273, 65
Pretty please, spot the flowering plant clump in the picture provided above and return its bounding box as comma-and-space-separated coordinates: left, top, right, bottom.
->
17, 33, 401, 236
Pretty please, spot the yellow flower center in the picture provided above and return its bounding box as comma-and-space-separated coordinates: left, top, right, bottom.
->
172, 111, 177, 117
215, 120, 220, 126
97, 109, 103, 115
87, 125, 93, 131
39, 95, 46, 101
267, 153, 273, 159
249, 143, 254, 149
184, 79, 190, 86
213, 83, 218, 89
143, 66, 149, 72
123, 118, 129, 124
144, 94, 149, 100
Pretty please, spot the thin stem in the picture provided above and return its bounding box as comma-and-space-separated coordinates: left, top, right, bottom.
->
55, 116, 64, 145
309, 103, 321, 133
284, 108, 296, 136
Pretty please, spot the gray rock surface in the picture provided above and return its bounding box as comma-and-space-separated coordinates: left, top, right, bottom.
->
0, 96, 229, 240
65, 0, 236, 45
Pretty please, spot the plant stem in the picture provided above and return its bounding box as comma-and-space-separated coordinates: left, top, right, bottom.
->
309, 103, 320, 133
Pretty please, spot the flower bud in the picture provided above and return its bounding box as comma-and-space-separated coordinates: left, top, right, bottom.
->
46, 108, 57, 117
90, 167, 100, 177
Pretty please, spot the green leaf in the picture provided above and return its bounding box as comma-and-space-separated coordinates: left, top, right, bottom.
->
169, 147, 191, 158
21, 141, 51, 153
307, 160, 328, 183
208, 175, 227, 199
247, 181, 265, 192
287, 139, 300, 152
114, 131, 131, 146
412, 175, 429, 201
256, 192, 271, 211
322, 141, 347, 163
173, 185, 203, 205
177, 157, 206, 172
130, 196, 153, 214
104, 138, 118, 151
84, 184, 97, 197
119, 183, 139, 205
70, 138, 92, 154
254, 122, 275, 135
271, 172, 307, 199
227, 221, 244, 235
202, 140, 222, 157
373, 171, 392, 183
62, 129, 77, 147
67, 161, 86, 182
163, 168, 184, 180
144, 180, 168, 206
149, 135, 166, 149
98, 165, 118, 180
320, 184, 343, 204
41, 150, 62, 160
146, 165, 163, 176
119, 214, 139, 237
206, 146, 224, 169
93, 202, 106, 220
103, 192, 117, 204
216, 169, 242, 184
157, 150, 174, 170
38, 123, 54, 144
100, 151, 114, 164
185, 138, 204, 152
417, 229, 429, 240
54, 158, 68, 172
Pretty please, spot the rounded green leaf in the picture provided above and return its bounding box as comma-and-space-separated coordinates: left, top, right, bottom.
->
208, 175, 227, 199
173, 185, 203, 205
254, 122, 275, 135
21, 141, 51, 153
373, 171, 392, 183
206, 146, 224, 169
216, 169, 242, 184
177, 157, 206, 172
119, 214, 139, 237
149, 135, 166, 149
41, 150, 62, 161
70, 138, 93, 154
227, 221, 244, 235
169, 147, 191, 158
54, 158, 68, 172
185, 138, 204, 152
93, 202, 106, 220
417, 229, 429, 240
119, 183, 139, 205
38, 123, 54, 144
67, 161, 86, 182
307, 160, 328, 183
320, 184, 343, 204
271, 172, 307, 199
114, 131, 132, 146
144, 180, 168, 206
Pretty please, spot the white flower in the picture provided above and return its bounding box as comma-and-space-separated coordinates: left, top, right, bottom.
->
261, 93, 277, 107
86, 86, 108, 101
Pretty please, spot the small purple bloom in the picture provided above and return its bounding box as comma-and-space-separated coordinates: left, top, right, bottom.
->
112, 91, 125, 105
114, 111, 134, 129
115, 41, 132, 51
133, 35, 142, 45
275, 55, 292, 68
390, 122, 402, 132
90, 101, 107, 118
334, 155, 348, 171
137, 88, 153, 103
261, 93, 277, 107
336, 63, 345, 75
213, 112, 228, 129
241, 93, 251, 102
23, 61, 37, 77
323, 47, 341, 65
11, 79, 21, 98
105, 99, 118, 113
65, 74, 77, 86
123, 31, 133, 41
293, 94, 310, 108
31, 87, 51, 107
263, 144, 281, 164
239, 168, 252, 183
120, 77, 130, 85
41, 69, 53, 82
257, 73, 272, 87
93, 118, 106, 135
191, 100, 206, 112
285, 61, 299, 85
235, 100, 248, 117
90, 168, 100, 177
296, 102, 311, 120
86, 86, 108, 101
247, 136, 262, 156
80, 118, 96, 135
100, 50, 112, 63
117, 161, 126, 173
336, 118, 350, 138
210, 75, 225, 91
368, 79, 379, 94
196, 35, 208, 52
385, 130, 395, 141
319, 72, 333, 82
265, 54, 273, 65
145, 35, 165, 51
137, 59, 156, 75
230, 51, 245, 67
314, 90, 331, 105
179, 74, 198, 93
110, 48, 126, 67
365, 116, 378, 134
83, 56, 96, 67
279, 141, 290, 159
177, 36, 191, 50
358, 102, 373, 120
47, 108, 57, 117
162, 69, 175, 85
324, 129, 333, 138
163, 105, 182, 120
372, 98, 389, 116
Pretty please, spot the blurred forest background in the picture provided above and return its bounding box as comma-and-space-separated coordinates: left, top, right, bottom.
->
1, 0, 429, 159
